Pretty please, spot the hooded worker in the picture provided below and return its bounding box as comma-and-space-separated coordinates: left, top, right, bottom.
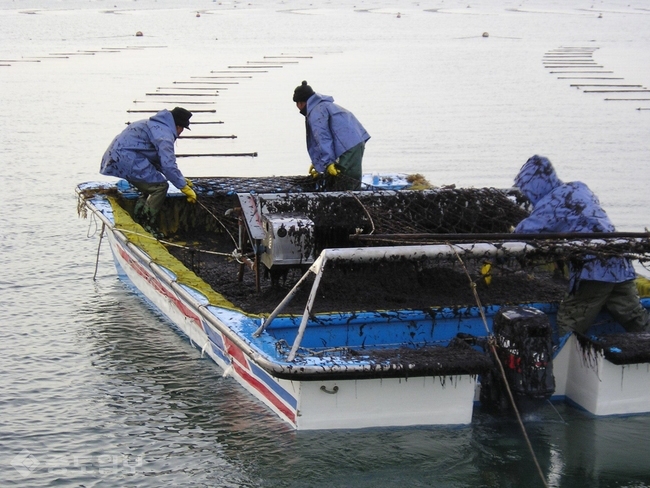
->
514, 155, 648, 336
293, 81, 370, 191
100, 107, 197, 236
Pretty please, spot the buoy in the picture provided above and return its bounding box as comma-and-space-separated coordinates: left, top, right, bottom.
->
135, 31, 143, 37
196, 12, 201, 17
397, 12, 401, 18
598, 13, 602, 18
482, 32, 489, 37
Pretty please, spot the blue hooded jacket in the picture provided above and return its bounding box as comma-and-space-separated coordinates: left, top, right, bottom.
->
304, 93, 370, 172
514, 155, 636, 286
100, 109, 186, 190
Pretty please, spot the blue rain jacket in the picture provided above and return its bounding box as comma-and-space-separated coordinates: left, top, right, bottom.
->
304, 93, 370, 173
514, 155, 636, 286
100, 109, 186, 190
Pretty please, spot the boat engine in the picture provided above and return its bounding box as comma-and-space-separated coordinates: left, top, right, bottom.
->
480, 306, 555, 413
260, 213, 314, 281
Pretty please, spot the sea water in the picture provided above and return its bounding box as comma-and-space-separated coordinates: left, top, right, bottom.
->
1, 1, 650, 486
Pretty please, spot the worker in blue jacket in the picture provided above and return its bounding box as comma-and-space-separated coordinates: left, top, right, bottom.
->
100, 107, 197, 235
513, 155, 648, 336
293, 81, 370, 191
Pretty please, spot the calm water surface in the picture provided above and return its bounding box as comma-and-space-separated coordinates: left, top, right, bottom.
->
1, 1, 650, 486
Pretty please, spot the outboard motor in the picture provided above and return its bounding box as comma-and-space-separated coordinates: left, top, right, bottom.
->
480, 306, 555, 413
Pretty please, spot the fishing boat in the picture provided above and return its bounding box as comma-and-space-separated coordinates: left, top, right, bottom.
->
77, 174, 650, 430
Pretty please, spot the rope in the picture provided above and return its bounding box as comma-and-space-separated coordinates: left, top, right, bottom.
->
118, 227, 234, 257
197, 199, 238, 247
450, 244, 550, 488
348, 192, 376, 235
93, 222, 105, 281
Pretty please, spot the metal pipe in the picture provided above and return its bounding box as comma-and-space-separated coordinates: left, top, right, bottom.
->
254, 261, 320, 336
287, 255, 328, 362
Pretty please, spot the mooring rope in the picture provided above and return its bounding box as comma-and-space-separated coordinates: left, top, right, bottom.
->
450, 244, 550, 488
93, 222, 105, 281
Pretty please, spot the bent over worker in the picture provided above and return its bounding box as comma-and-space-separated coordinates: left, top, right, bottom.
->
293, 81, 370, 191
100, 107, 197, 235
513, 154, 649, 337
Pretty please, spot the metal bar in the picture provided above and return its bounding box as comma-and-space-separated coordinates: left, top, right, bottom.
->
287, 255, 328, 362
254, 263, 318, 336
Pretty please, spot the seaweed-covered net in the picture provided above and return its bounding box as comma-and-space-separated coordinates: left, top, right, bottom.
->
259, 187, 529, 242
79, 177, 650, 314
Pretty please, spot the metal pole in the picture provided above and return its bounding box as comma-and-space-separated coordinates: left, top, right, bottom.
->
287, 255, 328, 362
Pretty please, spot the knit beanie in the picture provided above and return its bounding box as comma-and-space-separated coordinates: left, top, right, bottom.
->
292, 80, 315, 103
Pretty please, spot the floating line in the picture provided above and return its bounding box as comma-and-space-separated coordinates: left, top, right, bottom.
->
145, 93, 219, 97
545, 65, 603, 68
192, 75, 252, 79
127, 109, 217, 113
604, 98, 650, 101
177, 152, 258, 158
584, 89, 650, 93
157, 87, 226, 90
228, 65, 281, 69
550, 71, 613, 74
264, 55, 313, 59
179, 135, 237, 139
174, 81, 239, 85
569, 84, 642, 87
211, 70, 266, 74
247, 60, 298, 64
133, 99, 216, 104
558, 77, 623, 80
0, 59, 40, 62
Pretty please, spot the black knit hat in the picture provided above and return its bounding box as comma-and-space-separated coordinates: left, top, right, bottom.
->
171, 107, 192, 130
293, 80, 315, 103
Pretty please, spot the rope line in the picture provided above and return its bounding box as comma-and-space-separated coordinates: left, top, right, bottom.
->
450, 244, 550, 488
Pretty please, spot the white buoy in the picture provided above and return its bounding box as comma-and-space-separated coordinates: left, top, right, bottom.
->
135, 31, 143, 37
482, 32, 489, 37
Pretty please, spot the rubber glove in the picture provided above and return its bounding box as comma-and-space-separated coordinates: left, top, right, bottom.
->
308, 164, 319, 178
184, 177, 193, 188
326, 163, 340, 176
181, 185, 197, 203
481, 262, 492, 286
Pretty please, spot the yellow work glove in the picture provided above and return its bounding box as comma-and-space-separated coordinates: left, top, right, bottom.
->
184, 177, 193, 188
326, 163, 340, 176
308, 164, 319, 178
481, 262, 492, 286
180, 185, 197, 203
